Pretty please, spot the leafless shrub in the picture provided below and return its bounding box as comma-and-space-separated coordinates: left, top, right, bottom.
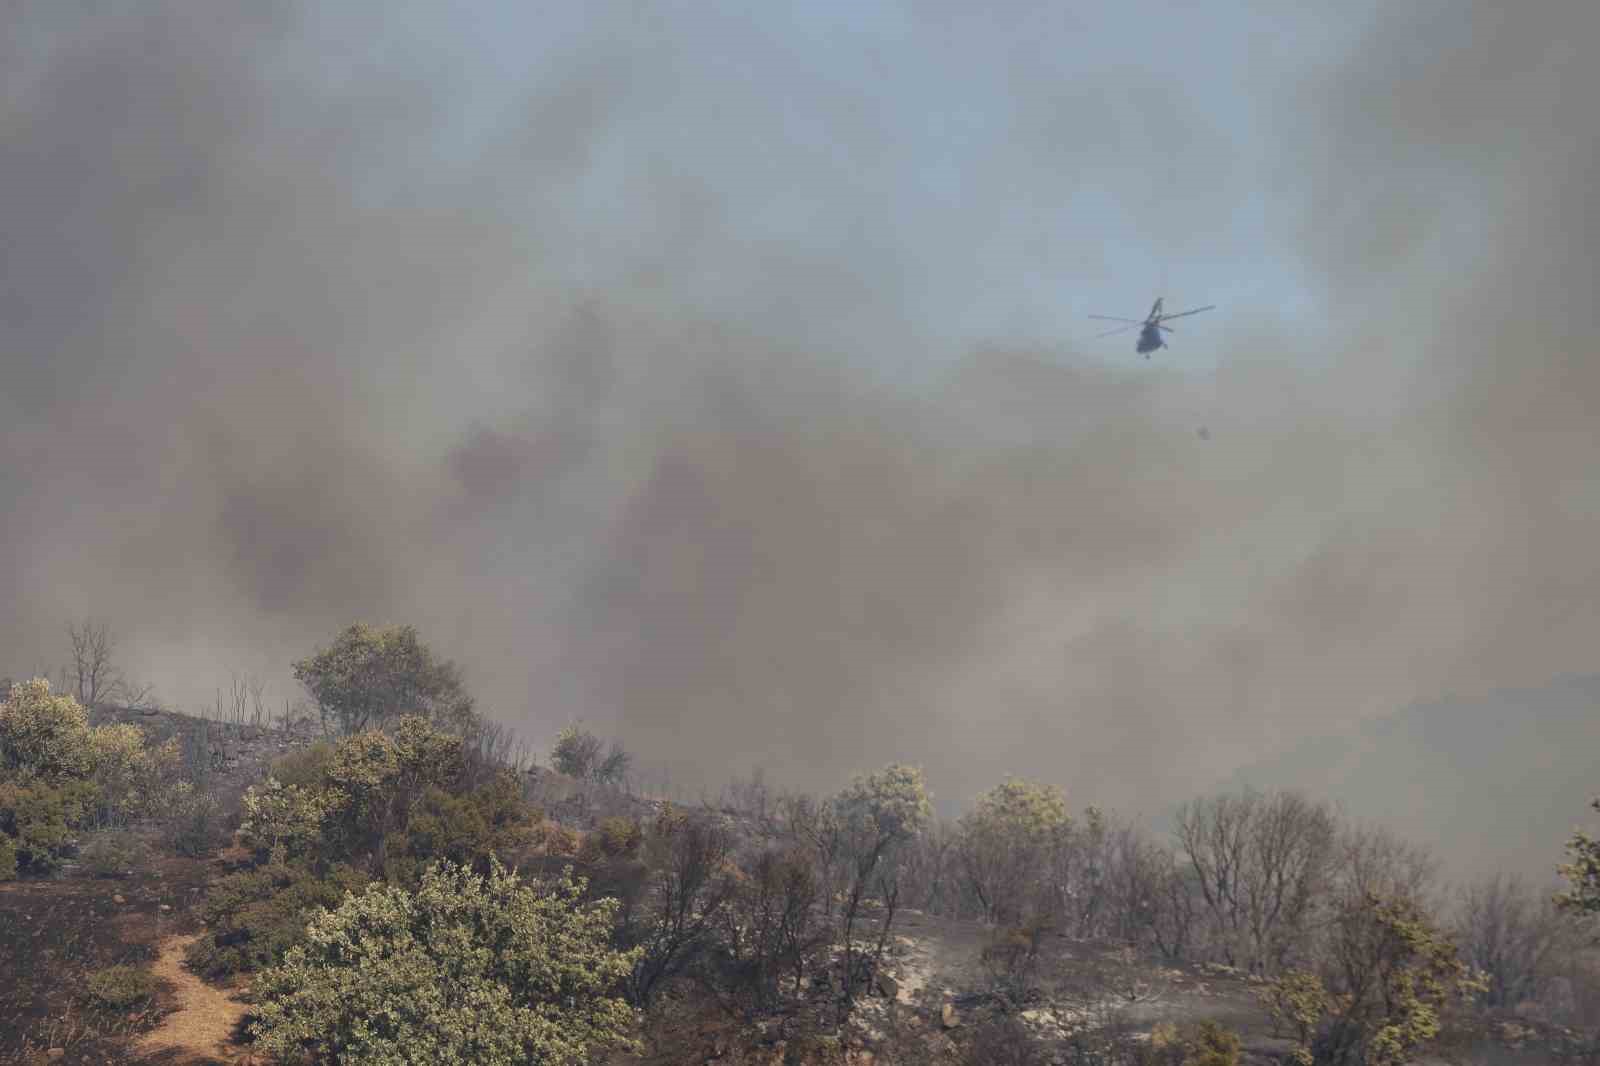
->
721, 767, 779, 829
174, 717, 222, 785
1454, 873, 1570, 1009
722, 844, 827, 1010
622, 805, 738, 1007
981, 918, 1054, 1003
960, 1015, 1052, 1066
1175, 788, 1337, 973
1102, 821, 1167, 945
213, 672, 269, 731
1337, 822, 1438, 902
900, 816, 962, 916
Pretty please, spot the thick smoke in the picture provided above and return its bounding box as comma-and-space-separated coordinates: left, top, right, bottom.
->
2, 1, 1596, 868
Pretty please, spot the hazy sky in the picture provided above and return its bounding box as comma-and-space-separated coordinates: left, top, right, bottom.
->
3, 0, 1596, 871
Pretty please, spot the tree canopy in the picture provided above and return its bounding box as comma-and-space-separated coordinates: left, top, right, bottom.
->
249, 858, 639, 1065
293, 623, 476, 736
1557, 796, 1600, 919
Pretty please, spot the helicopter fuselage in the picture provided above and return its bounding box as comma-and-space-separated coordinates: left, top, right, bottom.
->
1137, 324, 1164, 354
1089, 296, 1212, 357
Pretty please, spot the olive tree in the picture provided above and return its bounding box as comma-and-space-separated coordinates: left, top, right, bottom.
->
832, 763, 931, 1010
1558, 796, 1600, 920
319, 715, 466, 874
249, 858, 640, 1066
549, 723, 631, 786
1271, 893, 1485, 1066
293, 623, 476, 737
0, 677, 96, 781
1, 678, 184, 873
957, 777, 1071, 927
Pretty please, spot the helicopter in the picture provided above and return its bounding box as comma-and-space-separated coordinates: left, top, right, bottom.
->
1089, 297, 1215, 357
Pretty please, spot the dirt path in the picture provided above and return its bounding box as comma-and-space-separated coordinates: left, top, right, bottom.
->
133, 933, 249, 1064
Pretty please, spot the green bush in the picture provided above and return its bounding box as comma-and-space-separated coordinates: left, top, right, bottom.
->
164, 786, 228, 857
249, 859, 641, 1066
0, 778, 95, 873
239, 777, 336, 864
383, 772, 535, 886
2, 679, 190, 874
550, 724, 631, 785
0, 833, 16, 881
187, 862, 370, 978
268, 740, 336, 789
593, 815, 643, 859
314, 716, 467, 872
1181, 1021, 1242, 1066
88, 724, 183, 827
81, 829, 152, 878
86, 964, 156, 1010
0, 678, 96, 781
293, 623, 476, 737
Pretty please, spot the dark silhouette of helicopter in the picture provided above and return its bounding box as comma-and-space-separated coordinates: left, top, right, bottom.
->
1089, 297, 1215, 357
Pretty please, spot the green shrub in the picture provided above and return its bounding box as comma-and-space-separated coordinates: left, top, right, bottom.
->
89, 724, 183, 826
0, 778, 96, 873
1139, 1020, 1242, 1066
383, 772, 535, 886
0, 678, 95, 781
187, 862, 370, 978
268, 741, 335, 789
550, 724, 631, 785
3, 679, 194, 874
314, 716, 467, 872
594, 815, 643, 859
292, 623, 476, 737
164, 785, 228, 857
0, 833, 16, 881
86, 964, 156, 1010
249, 859, 641, 1066
239, 777, 335, 864
81, 829, 152, 878
1181, 1021, 1242, 1066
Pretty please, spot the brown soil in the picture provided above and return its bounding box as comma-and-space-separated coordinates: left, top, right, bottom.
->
0, 853, 211, 1065
131, 935, 249, 1065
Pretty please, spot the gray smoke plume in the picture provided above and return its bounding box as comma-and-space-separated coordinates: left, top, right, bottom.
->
2, 1, 1596, 871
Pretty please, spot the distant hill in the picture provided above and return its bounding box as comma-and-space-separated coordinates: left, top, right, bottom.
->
1214, 674, 1600, 883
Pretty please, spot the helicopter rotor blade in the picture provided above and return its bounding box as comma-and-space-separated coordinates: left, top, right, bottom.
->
1088, 315, 1144, 324
1095, 324, 1140, 338
1158, 324, 1175, 333
1156, 305, 1215, 322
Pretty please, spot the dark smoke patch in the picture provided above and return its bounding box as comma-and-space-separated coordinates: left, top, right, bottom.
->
2, 0, 1598, 875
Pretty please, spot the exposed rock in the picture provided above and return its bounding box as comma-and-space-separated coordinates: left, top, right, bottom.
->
942, 1002, 960, 1029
